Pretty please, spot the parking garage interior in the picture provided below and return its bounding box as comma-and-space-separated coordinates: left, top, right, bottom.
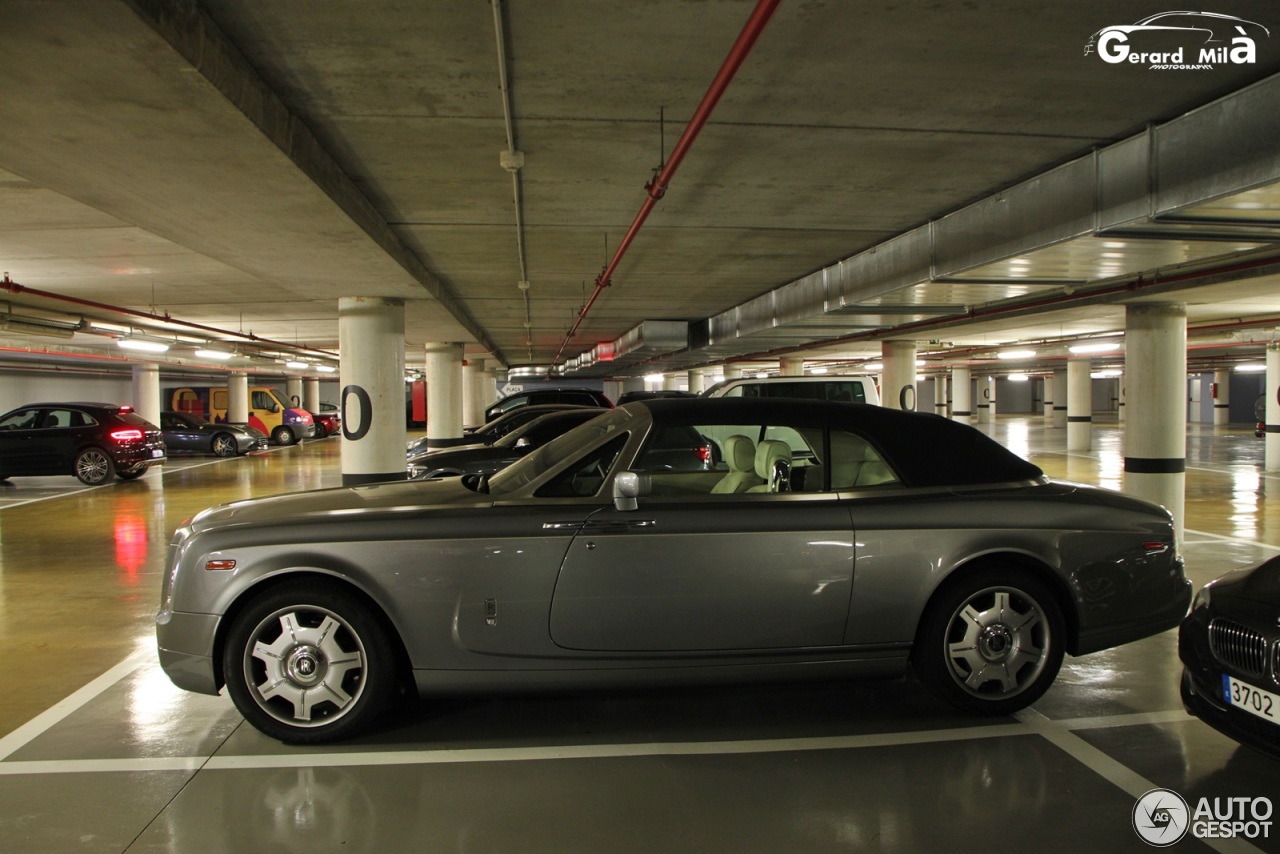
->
5, 1, 1280, 851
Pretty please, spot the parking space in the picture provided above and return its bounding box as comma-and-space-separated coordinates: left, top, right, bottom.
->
0, 418, 1276, 851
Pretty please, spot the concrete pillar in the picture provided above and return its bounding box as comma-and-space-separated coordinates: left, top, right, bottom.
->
1124, 303, 1187, 539
286, 377, 303, 408
338, 297, 407, 485
1052, 369, 1068, 429
1067, 357, 1092, 451
1212, 368, 1230, 426
424, 342, 464, 447
1267, 344, 1280, 472
1042, 374, 1054, 418
663, 374, 682, 391
951, 367, 972, 424
688, 369, 708, 395
933, 375, 947, 416
304, 378, 321, 413
977, 376, 996, 422
489, 365, 506, 406
463, 358, 486, 428
1117, 374, 1126, 423
882, 340, 917, 411
622, 377, 645, 394
227, 371, 249, 424
130, 364, 161, 427
780, 356, 804, 377
603, 380, 623, 404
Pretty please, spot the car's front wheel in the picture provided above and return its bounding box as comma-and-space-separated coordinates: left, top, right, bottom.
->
222, 581, 397, 743
270, 426, 296, 446
74, 447, 115, 485
211, 433, 239, 457
913, 567, 1064, 716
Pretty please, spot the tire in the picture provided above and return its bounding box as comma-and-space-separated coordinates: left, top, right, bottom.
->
222, 580, 397, 743
913, 566, 1065, 716
211, 433, 239, 457
74, 447, 115, 485
271, 426, 296, 446
116, 467, 147, 480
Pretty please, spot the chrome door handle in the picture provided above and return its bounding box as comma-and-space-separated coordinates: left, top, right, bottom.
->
580, 519, 657, 534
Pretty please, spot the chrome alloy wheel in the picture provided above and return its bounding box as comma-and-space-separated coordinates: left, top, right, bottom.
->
943, 586, 1051, 699
243, 606, 367, 727
74, 448, 112, 484
211, 433, 238, 456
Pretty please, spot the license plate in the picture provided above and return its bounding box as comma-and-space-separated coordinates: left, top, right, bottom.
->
1222, 674, 1280, 723
151, 449, 165, 459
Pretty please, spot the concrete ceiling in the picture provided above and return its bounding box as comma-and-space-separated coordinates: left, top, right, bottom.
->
2, 0, 1280, 380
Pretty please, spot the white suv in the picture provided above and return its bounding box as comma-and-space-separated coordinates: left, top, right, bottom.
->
702, 375, 880, 406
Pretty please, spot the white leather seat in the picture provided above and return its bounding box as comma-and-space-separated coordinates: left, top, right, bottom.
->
747, 439, 792, 493
711, 434, 764, 493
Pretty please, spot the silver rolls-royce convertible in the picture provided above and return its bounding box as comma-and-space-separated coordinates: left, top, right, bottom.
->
157, 398, 1191, 743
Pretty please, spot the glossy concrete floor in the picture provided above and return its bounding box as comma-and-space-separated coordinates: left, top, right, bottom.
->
1, 420, 1279, 853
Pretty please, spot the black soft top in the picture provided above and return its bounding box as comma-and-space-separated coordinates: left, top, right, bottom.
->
635, 397, 1043, 488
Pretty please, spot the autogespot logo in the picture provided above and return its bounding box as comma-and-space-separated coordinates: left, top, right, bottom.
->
1133, 789, 1190, 847
1084, 11, 1269, 70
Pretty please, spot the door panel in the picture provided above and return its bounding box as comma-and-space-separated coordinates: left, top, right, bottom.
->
550, 499, 854, 652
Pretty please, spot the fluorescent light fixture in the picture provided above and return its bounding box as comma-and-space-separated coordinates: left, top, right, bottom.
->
1234, 363, 1267, 373
1069, 342, 1121, 355
809, 367, 827, 375
997, 349, 1037, 360
863, 362, 883, 371
315, 365, 337, 373
117, 338, 170, 353
1008, 373, 1029, 382
194, 348, 234, 361
285, 361, 309, 370
1091, 370, 1123, 379
643, 373, 663, 383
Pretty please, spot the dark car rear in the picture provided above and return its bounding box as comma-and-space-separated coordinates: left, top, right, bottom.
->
0, 402, 165, 484
483, 388, 611, 424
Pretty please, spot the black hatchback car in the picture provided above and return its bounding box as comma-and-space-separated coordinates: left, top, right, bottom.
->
1180, 556, 1280, 760
483, 388, 612, 424
0, 402, 166, 485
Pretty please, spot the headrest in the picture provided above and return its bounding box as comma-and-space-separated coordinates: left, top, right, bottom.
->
755, 439, 792, 478
724, 434, 756, 472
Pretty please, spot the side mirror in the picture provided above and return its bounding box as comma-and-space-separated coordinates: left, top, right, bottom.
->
514, 437, 532, 449
612, 471, 651, 512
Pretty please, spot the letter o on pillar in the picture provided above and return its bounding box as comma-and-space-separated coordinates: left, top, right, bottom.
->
899, 386, 916, 412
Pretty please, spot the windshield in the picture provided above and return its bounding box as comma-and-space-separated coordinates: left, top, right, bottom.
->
488, 407, 632, 495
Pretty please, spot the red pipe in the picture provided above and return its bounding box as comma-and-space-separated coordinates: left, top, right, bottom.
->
553, 0, 782, 367
0, 272, 337, 358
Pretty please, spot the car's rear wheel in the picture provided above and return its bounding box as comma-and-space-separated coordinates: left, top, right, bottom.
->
271, 426, 296, 446
914, 567, 1064, 716
222, 581, 396, 743
74, 447, 115, 485
211, 433, 238, 457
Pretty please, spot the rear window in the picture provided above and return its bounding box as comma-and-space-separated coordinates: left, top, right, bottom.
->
730, 381, 866, 403
116, 412, 153, 427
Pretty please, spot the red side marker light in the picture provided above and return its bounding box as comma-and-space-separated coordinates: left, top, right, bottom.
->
205, 559, 237, 571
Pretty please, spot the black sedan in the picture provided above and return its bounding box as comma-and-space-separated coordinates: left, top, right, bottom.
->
409, 408, 604, 480
160, 411, 268, 457
407, 404, 588, 455
1180, 556, 1280, 760
0, 402, 165, 484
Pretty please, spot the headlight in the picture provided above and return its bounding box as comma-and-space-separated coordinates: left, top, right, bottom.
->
1192, 582, 1212, 611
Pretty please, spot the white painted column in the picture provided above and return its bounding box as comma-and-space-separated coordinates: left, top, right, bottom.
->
688, 369, 707, 395
1042, 374, 1054, 418
1067, 357, 1092, 452
338, 297, 406, 484
1124, 303, 1187, 539
882, 340, 917, 411
227, 371, 249, 424
304, 378, 321, 413
1212, 368, 1230, 426
424, 342, 464, 447
462, 358, 486, 428
1052, 369, 1068, 429
933, 375, 947, 416
603, 380, 623, 404
131, 364, 161, 426
977, 376, 996, 422
489, 366, 506, 406
663, 374, 682, 391
780, 356, 804, 377
951, 367, 972, 424
1267, 344, 1280, 472
286, 377, 303, 408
